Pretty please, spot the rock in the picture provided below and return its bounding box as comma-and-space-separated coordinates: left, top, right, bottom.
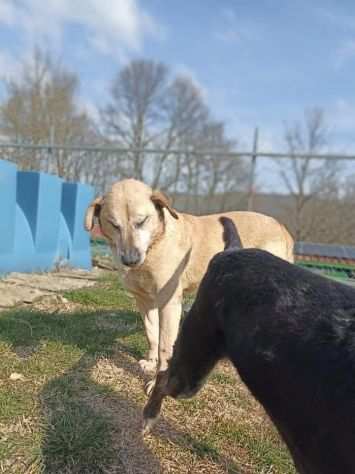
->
0, 283, 46, 307
9, 372, 25, 381
0, 267, 103, 310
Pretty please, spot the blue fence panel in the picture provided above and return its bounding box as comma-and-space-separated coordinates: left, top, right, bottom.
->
56, 214, 72, 266
0, 160, 17, 272
0, 159, 93, 274
16, 171, 62, 271
61, 182, 94, 269
13, 203, 36, 272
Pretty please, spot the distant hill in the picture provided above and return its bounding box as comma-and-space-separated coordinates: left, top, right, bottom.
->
170, 191, 355, 247
170, 191, 293, 223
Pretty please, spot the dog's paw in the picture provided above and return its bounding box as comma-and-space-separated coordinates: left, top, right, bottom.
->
142, 415, 159, 436
144, 378, 156, 396
139, 358, 157, 374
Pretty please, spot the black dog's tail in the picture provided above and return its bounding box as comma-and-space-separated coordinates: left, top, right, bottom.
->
219, 216, 242, 251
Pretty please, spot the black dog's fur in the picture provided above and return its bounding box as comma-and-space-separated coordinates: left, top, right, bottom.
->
144, 220, 355, 473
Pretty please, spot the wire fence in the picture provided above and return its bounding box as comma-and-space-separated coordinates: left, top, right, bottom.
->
1, 140, 355, 246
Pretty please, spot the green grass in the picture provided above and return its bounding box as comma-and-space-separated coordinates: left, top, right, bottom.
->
297, 260, 355, 281
0, 271, 295, 473
63, 273, 133, 308
210, 371, 235, 386
0, 273, 144, 473
211, 421, 295, 474
42, 390, 117, 473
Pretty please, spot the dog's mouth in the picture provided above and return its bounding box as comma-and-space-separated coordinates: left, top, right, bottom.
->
122, 255, 146, 268
175, 384, 200, 399
122, 259, 143, 268
118, 248, 145, 268
169, 372, 205, 400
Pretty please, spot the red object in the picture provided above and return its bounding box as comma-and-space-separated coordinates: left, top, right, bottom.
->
91, 224, 103, 238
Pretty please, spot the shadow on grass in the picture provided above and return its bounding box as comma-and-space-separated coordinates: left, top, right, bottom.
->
40, 354, 161, 473
0, 308, 241, 473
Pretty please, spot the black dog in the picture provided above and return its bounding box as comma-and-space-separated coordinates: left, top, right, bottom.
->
143, 222, 355, 474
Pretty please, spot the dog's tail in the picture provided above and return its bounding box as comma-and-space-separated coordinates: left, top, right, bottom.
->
219, 217, 242, 251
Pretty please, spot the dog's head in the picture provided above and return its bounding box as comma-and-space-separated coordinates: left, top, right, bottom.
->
84, 179, 178, 268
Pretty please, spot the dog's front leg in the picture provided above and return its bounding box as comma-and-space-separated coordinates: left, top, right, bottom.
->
158, 298, 182, 371
145, 295, 182, 395
136, 303, 159, 374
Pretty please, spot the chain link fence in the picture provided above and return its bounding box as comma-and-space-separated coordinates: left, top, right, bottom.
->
1, 142, 355, 247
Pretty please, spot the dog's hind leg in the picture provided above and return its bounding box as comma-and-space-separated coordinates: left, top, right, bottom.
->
136, 302, 159, 374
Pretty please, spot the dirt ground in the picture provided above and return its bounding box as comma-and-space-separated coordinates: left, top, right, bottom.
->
0, 267, 104, 310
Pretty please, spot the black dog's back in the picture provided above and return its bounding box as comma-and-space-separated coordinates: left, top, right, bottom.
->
207, 249, 355, 474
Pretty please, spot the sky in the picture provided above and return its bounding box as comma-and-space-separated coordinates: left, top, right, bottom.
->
1, 0, 355, 157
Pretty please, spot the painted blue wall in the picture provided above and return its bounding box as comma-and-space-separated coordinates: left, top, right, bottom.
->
0, 159, 94, 274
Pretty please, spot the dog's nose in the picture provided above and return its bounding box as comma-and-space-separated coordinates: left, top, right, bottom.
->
121, 249, 141, 267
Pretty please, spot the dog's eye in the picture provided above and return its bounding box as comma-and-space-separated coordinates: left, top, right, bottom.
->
135, 216, 148, 228
108, 220, 121, 231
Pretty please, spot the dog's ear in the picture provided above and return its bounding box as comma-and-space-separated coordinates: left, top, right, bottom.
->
84, 196, 104, 231
151, 190, 179, 219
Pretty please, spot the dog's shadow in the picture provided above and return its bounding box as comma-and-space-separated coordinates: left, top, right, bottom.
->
41, 352, 160, 473
1, 308, 241, 473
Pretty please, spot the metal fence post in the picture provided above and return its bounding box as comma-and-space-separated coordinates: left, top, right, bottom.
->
247, 127, 259, 211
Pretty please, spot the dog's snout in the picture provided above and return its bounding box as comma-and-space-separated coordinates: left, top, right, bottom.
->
121, 248, 141, 266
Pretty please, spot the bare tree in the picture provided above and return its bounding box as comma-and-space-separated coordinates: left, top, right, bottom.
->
101, 59, 214, 186
342, 176, 355, 245
101, 59, 248, 201
174, 120, 247, 212
0, 48, 95, 177
298, 173, 355, 245
279, 108, 339, 240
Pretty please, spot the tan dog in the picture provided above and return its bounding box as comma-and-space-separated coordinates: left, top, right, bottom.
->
85, 179, 294, 392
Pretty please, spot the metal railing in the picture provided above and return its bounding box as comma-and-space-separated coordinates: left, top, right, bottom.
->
1, 139, 354, 246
